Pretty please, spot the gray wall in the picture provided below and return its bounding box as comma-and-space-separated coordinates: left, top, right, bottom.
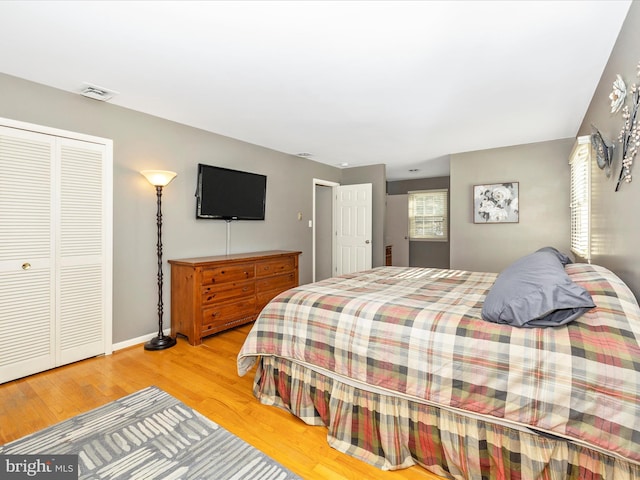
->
386, 176, 450, 268
341, 164, 387, 268
450, 138, 574, 273
0, 73, 344, 343
578, 1, 640, 300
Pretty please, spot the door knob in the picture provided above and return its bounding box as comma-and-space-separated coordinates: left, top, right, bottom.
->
365, 240, 370, 244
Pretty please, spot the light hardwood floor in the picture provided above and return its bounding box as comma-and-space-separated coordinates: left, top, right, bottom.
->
0, 324, 445, 479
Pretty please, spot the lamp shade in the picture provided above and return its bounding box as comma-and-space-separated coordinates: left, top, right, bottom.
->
141, 170, 177, 187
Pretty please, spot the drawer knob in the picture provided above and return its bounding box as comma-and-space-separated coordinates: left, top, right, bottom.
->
22, 262, 31, 270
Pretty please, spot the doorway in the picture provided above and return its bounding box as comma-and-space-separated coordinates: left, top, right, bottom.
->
313, 179, 374, 282
313, 179, 339, 282
385, 194, 409, 266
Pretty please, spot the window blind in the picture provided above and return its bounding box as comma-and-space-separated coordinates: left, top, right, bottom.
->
408, 189, 448, 241
569, 140, 590, 260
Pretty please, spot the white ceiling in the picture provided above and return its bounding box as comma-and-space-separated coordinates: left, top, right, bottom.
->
0, 1, 632, 180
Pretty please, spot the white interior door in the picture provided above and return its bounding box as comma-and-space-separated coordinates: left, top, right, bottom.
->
334, 183, 372, 275
0, 127, 56, 382
57, 138, 109, 366
385, 194, 410, 266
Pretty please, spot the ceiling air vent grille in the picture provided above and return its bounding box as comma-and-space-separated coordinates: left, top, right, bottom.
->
79, 84, 118, 102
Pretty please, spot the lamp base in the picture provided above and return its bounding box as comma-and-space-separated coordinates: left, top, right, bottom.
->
144, 335, 177, 351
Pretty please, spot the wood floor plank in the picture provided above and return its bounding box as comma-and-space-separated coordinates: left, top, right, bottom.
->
0, 324, 444, 480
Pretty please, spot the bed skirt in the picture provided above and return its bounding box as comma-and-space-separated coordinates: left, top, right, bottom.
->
253, 356, 640, 480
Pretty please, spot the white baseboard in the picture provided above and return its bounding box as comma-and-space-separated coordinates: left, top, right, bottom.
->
112, 328, 172, 352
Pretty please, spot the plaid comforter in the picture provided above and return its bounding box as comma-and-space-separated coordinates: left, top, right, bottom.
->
238, 264, 640, 464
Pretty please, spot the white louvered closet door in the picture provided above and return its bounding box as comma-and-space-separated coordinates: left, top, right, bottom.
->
0, 121, 112, 384
0, 127, 56, 382
57, 138, 108, 366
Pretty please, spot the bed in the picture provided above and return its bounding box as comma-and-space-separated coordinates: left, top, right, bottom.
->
237, 251, 640, 479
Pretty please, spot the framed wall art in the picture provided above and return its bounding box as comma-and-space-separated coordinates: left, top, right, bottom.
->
473, 182, 519, 224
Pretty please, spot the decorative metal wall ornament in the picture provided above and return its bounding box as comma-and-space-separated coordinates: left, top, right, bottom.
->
615, 81, 640, 191
591, 125, 614, 177
609, 63, 640, 191
610, 74, 627, 113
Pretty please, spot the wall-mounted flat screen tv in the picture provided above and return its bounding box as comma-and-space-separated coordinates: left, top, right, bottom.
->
196, 163, 267, 220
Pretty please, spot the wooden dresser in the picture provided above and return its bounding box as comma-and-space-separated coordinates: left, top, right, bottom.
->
169, 250, 301, 345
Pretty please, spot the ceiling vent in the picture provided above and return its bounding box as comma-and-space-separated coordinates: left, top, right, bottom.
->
79, 83, 118, 102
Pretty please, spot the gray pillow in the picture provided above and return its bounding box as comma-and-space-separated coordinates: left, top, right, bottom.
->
535, 246, 572, 265
482, 250, 595, 327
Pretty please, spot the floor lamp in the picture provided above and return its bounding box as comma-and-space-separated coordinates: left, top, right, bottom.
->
141, 169, 178, 351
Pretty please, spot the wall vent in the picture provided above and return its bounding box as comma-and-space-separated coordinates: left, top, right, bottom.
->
79, 83, 118, 102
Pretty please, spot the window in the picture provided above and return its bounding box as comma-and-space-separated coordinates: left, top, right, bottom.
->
569, 137, 590, 260
408, 189, 448, 241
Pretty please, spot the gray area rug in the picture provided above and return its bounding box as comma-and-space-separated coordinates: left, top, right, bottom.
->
0, 386, 301, 479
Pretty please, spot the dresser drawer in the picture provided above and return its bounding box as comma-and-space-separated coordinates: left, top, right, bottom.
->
256, 272, 296, 293
201, 263, 255, 285
256, 257, 296, 277
201, 280, 255, 306
201, 298, 256, 329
